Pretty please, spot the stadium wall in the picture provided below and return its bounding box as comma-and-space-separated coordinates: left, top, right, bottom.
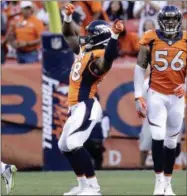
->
1, 56, 142, 170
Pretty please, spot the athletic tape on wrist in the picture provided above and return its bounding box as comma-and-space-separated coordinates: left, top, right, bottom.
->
111, 32, 119, 39
64, 14, 72, 23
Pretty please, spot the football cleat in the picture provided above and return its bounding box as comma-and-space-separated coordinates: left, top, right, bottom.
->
1, 165, 17, 195
153, 179, 165, 195
64, 186, 85, 195
164, 182, 176, 196
77, 185, 101, 195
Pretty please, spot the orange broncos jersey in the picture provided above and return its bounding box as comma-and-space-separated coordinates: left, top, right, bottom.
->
140, 30, 187, 95
68, 47, 105, 106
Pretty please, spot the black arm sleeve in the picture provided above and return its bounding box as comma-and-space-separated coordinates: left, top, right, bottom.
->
89, 37, 119, 76
100, 37, 118, 73
104, 38, 118, 62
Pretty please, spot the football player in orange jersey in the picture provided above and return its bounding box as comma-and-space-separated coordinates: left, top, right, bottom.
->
134, 5, 186, 195
57, 3, 124, 195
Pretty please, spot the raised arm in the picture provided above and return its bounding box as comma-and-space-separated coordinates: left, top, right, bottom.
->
62, 3, 80, 54
89, 20, 125, 76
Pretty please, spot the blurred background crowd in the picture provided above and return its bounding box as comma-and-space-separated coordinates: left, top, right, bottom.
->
1, 1, 187, 171
1, 0, 187, 65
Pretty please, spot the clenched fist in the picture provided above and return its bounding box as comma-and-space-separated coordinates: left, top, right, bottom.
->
112, 19, 125, 34
64, 3, 75, 16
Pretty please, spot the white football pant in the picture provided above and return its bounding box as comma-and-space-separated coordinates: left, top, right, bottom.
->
58, 98, 102, 152
147, 88, 185, 149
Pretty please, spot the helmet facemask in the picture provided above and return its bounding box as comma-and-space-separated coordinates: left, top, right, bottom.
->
158, 6, 182, 36
160, 16, 181, 35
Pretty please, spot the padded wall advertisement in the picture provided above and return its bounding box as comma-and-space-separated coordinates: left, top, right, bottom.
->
2, 54, 142, 169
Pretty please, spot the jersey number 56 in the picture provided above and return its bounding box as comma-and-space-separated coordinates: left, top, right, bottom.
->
154, 50, 184, 71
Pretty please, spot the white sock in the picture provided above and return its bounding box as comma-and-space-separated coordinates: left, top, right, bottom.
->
87, 177, 100, 188
77, 176, 88, 188
1, 162, 6, 174
165, 175, 172, 183
155, 172, 164, 181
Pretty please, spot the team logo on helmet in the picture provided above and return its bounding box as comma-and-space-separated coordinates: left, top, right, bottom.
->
84, 20, 111, 50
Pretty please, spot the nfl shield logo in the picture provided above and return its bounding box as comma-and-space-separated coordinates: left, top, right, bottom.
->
51, 37, 62, 49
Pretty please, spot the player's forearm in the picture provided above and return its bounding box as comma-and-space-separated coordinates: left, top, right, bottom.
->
103, 33, 119, 68
93, 20, 124, 74
62, 14, 80, 54
62, 3, 77, 37
62, 15, 76, 37
134, 65, 146, 98
94, 33, 118, 74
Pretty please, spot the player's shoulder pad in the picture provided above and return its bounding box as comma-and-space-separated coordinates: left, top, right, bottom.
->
139, 29, 156, 46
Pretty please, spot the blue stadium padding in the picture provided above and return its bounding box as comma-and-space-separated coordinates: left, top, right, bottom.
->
42, 32, 74, 83
42, 33, 74, 171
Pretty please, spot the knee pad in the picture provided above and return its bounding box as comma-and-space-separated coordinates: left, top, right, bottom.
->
164, 137, 177, 149
66, 136, 83, 151
165, 122, 182, 149
167, 112, 183, 128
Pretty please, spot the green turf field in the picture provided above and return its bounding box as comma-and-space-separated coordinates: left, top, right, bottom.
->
1, 170, 186, 195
